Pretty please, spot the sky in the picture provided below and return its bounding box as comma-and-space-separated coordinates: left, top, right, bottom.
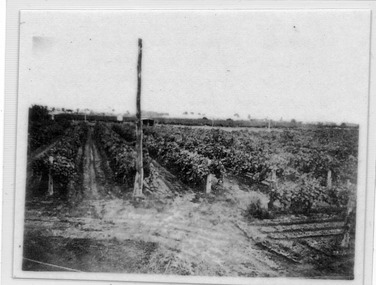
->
18, 10, 371, 124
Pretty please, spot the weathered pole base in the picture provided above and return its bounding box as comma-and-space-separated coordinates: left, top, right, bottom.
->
133, 172, 145, 201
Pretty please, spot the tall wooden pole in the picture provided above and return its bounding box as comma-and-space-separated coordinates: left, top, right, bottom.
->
133, 38, 144, 199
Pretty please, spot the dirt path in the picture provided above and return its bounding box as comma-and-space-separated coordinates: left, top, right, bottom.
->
23, 195, 285, 276
82, 128, 104, 200
23, 132, 352, 278
23, 162, 288, 277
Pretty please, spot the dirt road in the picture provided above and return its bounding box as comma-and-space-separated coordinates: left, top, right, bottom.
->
23, 128, 353, 278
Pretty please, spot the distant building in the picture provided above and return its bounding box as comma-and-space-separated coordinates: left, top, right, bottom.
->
117, 114, 123, 122
48, 109, 63, 120
142, 118, 155, 127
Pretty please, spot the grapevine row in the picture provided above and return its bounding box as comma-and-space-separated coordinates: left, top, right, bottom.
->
31, 123, 88, 194
94, 123, 137, 186
111, 123, 357, 212
111, 124, 224, 188
144, 126, 270, 183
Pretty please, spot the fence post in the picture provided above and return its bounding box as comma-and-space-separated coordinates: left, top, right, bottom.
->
340, 179, 355, 248
327, 169, 332, 189
271, 169, 277, 187
206, 174, 213, 194
48, 156, 54, 196
268, 169, 277, 210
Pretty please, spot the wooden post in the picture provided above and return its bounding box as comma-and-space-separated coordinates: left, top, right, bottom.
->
271, 169, 277, 187
48, 156, 54, 196
268, 169, 277, 210
341, 179, 356, 248
133, 38, 144, 200
206, 174, 213, 194
268, 120, 271, 132
205, 158, 213, 194
327, 169, 332, 189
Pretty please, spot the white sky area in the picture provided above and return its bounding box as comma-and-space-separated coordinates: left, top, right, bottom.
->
18, 10, 370, 123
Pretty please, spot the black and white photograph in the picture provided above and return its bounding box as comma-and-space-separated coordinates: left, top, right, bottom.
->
9, 8, 373, 283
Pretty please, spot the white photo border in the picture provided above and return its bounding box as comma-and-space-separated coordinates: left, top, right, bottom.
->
3, 1, 376, 285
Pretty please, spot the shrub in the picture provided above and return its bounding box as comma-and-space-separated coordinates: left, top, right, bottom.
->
245, 198, 271, 220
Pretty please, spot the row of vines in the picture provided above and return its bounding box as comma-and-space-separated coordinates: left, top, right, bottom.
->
112, 124, 224, 187
30, 123, 88, 197
112, 123, 358, 214
93, 123, 152, 187
28, 105, 71, 153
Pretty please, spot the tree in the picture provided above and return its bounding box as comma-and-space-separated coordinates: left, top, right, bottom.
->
29, 105, 49, 122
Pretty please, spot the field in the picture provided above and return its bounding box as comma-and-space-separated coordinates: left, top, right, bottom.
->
23, 106, 358, 278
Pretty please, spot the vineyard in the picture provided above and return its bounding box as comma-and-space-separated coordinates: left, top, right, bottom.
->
23, 107, 358, 278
